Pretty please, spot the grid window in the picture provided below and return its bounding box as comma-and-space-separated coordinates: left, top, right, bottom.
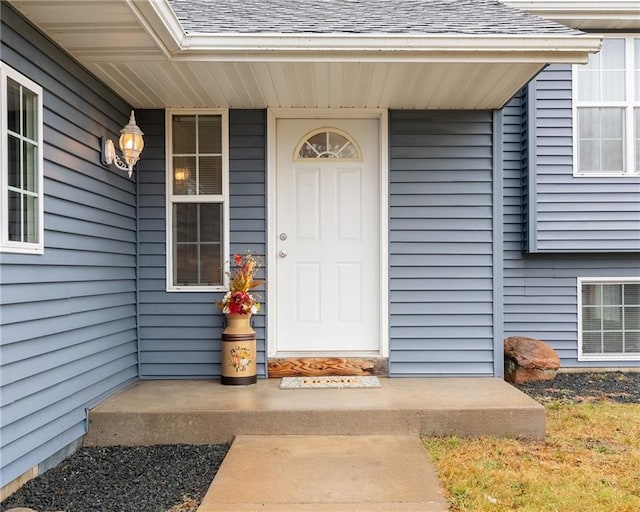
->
574, 37, 640, 175
0, 62, 43, 253
580, 281, 640, 359
167, 111, 228, 290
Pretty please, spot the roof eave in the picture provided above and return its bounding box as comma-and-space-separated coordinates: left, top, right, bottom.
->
502, 1, 640, 30
174, 34, 602, 64
130, 0, 186, 56
134, 0, 601, 64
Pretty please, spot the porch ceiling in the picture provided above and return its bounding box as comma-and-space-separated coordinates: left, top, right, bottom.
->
9, 0, 601, 110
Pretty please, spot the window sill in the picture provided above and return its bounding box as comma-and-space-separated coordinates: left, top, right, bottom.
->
579, 354, 640, 362
0, 244, 44, 255
573, 172, 640, 178
166, 285, 227, 293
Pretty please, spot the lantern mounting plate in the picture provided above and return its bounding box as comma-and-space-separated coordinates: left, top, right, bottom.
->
101, 138, 133, 177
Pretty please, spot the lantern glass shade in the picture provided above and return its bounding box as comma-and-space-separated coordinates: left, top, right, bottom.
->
118, 111, 144, 168
119, 131, 144, 167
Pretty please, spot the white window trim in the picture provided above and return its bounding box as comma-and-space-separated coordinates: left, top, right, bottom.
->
577, 276, 640, 361
572, 35, 639, 177
165, 109, 229, 292
0, 61, 44, 254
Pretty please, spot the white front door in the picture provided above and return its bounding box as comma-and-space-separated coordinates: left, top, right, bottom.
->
275, 118, 380, 353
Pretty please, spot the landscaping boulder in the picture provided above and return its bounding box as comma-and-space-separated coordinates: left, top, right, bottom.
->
504, 336, 560, 384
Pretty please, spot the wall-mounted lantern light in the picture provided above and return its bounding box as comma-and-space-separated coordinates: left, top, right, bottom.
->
101, 111, 144, 177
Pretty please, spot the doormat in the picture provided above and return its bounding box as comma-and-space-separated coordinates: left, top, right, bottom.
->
280, 376, 381, 389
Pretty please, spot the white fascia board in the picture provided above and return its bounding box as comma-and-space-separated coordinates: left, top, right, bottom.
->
176, 34, 602, 63
503, 1, 640, 26
128, 0, 187, 56
504, 1, 640, 14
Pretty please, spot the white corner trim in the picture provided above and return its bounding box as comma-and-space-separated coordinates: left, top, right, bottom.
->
266, 109, 277, 356
379, 109, 389, 359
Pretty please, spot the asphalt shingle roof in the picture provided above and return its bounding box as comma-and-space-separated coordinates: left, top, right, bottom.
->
166, 0, 581, 35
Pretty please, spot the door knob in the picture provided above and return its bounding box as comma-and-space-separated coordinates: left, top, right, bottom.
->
279, 250, 288, 258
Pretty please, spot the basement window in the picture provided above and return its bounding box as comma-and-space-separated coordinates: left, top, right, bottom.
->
579, 278, 640, 360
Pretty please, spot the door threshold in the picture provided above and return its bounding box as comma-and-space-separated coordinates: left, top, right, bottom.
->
268, 356, 388, 378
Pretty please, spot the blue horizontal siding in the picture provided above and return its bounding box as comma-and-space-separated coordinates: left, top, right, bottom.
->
136, 109, 267, 379
527, 65, 640, 252
0, 5, 138, 488
501, 90, 640, 368
389, 110, 495, 376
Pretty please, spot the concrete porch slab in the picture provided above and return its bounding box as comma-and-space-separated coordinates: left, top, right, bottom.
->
197, 435, 449, 512
83, 377, 545, 444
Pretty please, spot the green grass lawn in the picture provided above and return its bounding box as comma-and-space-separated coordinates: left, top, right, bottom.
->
423, 401, 640, 511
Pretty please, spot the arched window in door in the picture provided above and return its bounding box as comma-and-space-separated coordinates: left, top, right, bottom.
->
294, 128, 362, 161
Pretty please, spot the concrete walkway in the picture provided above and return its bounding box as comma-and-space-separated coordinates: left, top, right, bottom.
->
82, 378, 543, 511
197, 435, 449, 512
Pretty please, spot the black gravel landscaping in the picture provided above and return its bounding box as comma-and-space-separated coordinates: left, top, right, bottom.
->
1, 444, 228, 512
2, 372, 639, 512
513, 371, 640, 404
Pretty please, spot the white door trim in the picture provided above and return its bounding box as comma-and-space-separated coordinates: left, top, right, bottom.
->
266, 108, 389, 358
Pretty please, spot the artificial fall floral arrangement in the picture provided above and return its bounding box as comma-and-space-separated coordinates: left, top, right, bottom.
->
216, 251, 265, 316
